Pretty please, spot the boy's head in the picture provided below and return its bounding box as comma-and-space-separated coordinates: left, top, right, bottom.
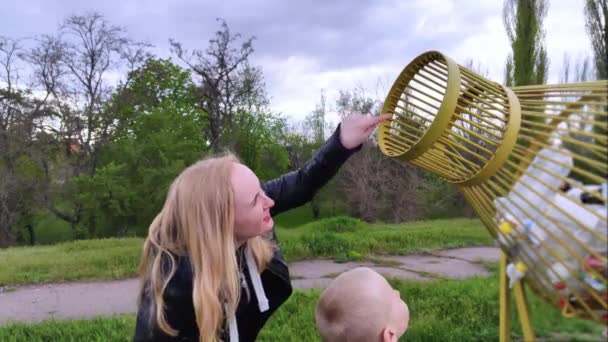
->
315, 267, 410, 342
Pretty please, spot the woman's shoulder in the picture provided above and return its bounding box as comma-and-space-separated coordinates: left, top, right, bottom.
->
134, 255, 197, 341
163, 255, 194, 297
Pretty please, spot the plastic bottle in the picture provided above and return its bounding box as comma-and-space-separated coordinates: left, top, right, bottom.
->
548, 260, 584, 296
510, 147, 573, 211
506, 261, 528, 288
507, 147, 574, 246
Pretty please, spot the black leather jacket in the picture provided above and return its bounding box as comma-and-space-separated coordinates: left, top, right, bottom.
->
133, 124, 360, 341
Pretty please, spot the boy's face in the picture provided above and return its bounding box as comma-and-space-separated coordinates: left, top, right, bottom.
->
363, 269, 409, 340
381, 282, 410, 339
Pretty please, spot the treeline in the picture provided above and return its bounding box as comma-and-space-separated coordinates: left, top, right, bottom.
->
1, 1, 605, 247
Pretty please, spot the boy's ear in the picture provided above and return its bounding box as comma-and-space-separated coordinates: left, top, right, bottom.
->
381, 327, 398, 342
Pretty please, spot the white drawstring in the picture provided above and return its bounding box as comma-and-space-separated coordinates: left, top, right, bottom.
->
246, 246, 270, 312
228, 314, 239, 342
227, 246, 269, 341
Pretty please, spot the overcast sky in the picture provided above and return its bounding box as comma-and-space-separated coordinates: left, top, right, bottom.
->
2, 0, 592, 123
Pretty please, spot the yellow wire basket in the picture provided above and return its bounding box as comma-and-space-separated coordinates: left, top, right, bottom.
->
378, 50, 608, 325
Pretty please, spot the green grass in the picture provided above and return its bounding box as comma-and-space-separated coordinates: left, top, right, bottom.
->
0, 315, 135, 342
0, 217, 492, 286
1, 271, 603, 341
278, 217, 493, 261
0, 238, 143, 286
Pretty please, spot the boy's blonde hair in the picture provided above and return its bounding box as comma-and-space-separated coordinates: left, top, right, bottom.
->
315, 267, 396, 342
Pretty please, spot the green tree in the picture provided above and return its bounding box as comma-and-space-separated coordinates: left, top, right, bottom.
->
503, 0, 549, 86
74, 58, 206, 236
503, 0, 549, 161
584, 0, 608, 80
583, 0, 607, 140
110, 58, 205, 138
234, 110, 289, 181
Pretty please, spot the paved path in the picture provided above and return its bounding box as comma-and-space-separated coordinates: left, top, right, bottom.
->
0, 247, 499, 325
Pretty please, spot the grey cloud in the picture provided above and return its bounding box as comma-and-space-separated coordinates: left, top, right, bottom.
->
2, 0, 494, 71
1, 0, 523, 119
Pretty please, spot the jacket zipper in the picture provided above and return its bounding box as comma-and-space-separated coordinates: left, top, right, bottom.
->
266, 254, 291, 283
241, 269, 250, 302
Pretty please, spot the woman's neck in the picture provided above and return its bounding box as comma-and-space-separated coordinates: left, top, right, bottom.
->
235, 238, 246, 249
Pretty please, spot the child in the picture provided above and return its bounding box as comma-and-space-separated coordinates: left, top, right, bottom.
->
315, 267, 410, 342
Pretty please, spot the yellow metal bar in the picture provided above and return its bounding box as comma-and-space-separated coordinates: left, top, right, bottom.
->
438, 133, 495, 156
511, 137, 606, 184
458, 83, 511, 114
513, 281, 535, 341
513, 95, 598, 177
512, 80, 608, 91
520, 118, 608, 142
517, 99, 607, 107
379, 51, 460, 161
406, 69, 449, 93
500, 253, 537, 342
457, 86, 521, 186
521, 111, 607, 124
395, 100, 438, 122
454, 106, 506, 130
500, 250, 511, 342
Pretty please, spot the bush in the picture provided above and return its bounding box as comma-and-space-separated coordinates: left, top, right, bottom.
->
300, 231, 353, 257
301, 216, 364, 233
33, 213, 72, 245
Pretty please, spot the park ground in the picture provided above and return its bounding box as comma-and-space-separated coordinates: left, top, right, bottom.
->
0, 214, 606, 341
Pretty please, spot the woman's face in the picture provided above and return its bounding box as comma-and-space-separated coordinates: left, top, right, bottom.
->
231, 163, 275, 243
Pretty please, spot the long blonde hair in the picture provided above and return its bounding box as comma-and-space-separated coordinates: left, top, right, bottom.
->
138, 152, 274, 342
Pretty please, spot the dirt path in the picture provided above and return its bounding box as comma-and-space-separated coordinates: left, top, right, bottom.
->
0, 247, 499, 325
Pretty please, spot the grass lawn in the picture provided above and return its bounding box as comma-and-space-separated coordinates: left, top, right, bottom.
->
0, 217, 492, 287
0, 270, 604, 341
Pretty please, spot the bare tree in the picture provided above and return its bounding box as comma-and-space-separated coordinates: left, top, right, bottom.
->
0, 36, 53, 246
0, 36, 25, 246
58, 13, 137, 159
333, 88, 433, 222
283, 126, 311, 171
560, 53, 593, 83
170, 18, 263, 153
24, 12, 149, 236
338, 142, 421, 222
304, 91, 328, 219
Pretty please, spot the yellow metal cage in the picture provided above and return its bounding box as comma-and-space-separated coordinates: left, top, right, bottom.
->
378, 50, 608, 341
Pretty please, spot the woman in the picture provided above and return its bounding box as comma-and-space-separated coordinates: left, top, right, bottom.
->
133, 113, 390, 342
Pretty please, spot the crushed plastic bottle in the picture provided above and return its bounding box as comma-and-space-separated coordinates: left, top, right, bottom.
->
522, 218, 548, 246
582, 273, 606, 292
496, 146, 574, 248
510, 147, 573, 215
546, 191, 602, 234
493, 144, 606, 309
548, 261, 583, 296
506, 261, 528, 288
